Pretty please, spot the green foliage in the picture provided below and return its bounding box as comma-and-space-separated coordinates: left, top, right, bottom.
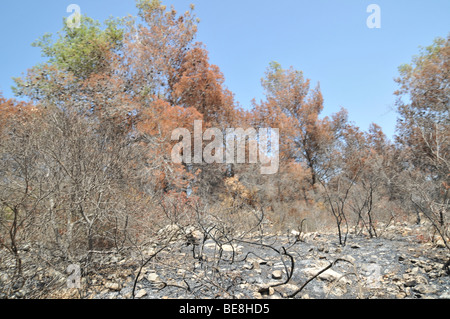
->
136, 0, 164, 12
31, 15, 124, 80
397, 36, 447, 77
261, 61, 305, 99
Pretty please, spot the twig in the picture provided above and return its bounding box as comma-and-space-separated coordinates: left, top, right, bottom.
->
287, 258, 350, 298
131, 244, 171, 299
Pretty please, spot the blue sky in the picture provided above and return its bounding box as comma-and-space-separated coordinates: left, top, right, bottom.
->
0, 1, 449, 139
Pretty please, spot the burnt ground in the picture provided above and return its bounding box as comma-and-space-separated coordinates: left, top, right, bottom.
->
85, 222, 450, 300
1, 221, 449, 299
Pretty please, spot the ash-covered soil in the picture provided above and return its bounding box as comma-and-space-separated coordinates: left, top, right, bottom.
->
90, 223, 450, 300
2, 222, 449, 299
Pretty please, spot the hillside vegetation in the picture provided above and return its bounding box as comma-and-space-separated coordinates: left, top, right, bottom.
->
0, 0, 448, 299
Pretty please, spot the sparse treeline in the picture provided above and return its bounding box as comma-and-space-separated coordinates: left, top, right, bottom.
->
0, 0, 448, 297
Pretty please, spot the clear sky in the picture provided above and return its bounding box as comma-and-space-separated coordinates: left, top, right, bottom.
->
0, 0, 449, 139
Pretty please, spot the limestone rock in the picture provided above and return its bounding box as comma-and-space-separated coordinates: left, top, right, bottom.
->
105, 282, 121, 291
435, 238, 446, 248
135, 289, 147, 298
274, 284, 300, 297
440, 292, 450, 299
271, 270, 283, 280
147, 273, 160, 282
258, 285, 275, 296
303, 267, 351, 285
204, 242, 243, 253
413, 284, 439, 295
342, 255, 355, 264
291, 230, 301, 237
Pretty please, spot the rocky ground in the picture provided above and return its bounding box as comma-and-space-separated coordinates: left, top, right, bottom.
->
2, 222, 449, 299
86, 222, 450, 300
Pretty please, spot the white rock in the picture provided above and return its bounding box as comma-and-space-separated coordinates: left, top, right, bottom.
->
440, 292, 450, 299
291, 230, 301, 237
413, 284, 439, 295
223, 244, 243, 252
436, 238, 446, 248
191, 230, 204, 241
147, 273, 160, 282
258, 285, 275, 296
204, 243, 243, 252
272, 270, 283, 280
342, 255, 356, 264
274, 284, 300, 296
303, 267, 351, 285
177, 269, 187, 277
105, 282, 121, 291
135, 289, 147, 298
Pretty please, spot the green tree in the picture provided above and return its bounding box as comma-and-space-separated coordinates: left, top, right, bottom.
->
395, 35, 450, 270
13, 16, 124, 98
